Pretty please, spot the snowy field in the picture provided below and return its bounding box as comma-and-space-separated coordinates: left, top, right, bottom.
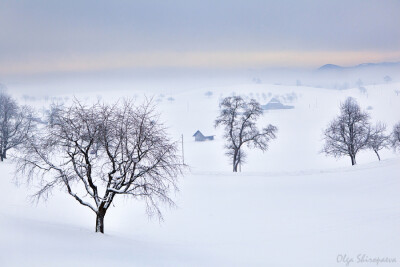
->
1, 82, 400, 266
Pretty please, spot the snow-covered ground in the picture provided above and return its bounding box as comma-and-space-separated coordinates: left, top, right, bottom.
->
1, 82, 399, 266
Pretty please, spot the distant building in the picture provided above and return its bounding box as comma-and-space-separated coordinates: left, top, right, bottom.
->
262, 98, 294, 110
193, 130, 214, 141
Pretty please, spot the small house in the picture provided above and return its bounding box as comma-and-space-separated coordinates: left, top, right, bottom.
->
193, 130, 214, 142
262, 98, 294, 110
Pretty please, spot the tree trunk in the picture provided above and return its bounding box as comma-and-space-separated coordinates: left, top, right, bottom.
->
374, 150, 381, 161
233, 161, 238, 172
233, 150, 238, 172
238, 149, 241, 173
350, 154, 356, 165
96, 209, 106, 234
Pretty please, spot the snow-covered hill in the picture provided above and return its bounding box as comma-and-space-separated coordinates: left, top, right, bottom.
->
1, 82, 399, 266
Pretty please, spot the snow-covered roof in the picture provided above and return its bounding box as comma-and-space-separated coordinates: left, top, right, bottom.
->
268, 97, 281, 104
193, 130, 204, 137
262, 98, 294, 110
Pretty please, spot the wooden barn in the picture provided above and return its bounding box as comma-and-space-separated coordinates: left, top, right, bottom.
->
193, 130, 214, 141
262, 98, 294, 110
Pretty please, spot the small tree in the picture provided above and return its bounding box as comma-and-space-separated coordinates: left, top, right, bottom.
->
0, 91, 35, 161
205, 91, 213, 98
322, 97, 370, 165
46, 102, 64, 127
215, 96, 277, 172
392, 122, 400, 151
384, 75, 392, 83
356, 78, 363, 88
359, 87, 367, 95
368, 122, 390, 160
16, 99, 184, 234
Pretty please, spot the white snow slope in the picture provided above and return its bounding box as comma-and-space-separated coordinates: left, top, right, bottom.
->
1, 82, 400, 266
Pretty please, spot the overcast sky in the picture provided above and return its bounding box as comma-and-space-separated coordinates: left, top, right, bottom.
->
0, 0, 399, 75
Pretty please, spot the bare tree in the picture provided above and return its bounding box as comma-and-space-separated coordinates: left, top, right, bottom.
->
368, 122, 390, 161
204, 91, 213, 98
215, 96, 277, 172
392, 122, 400, 151
356, 78, 363, 88
322, 97, 371, 165
359, 87, 367, 95
46, 102, 64, 127
0, 91, 35, 161
384, 75, 392, 83
15, 99, 184, 234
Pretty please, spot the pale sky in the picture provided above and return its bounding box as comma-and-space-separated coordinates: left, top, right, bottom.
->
0, 0, 399, 75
